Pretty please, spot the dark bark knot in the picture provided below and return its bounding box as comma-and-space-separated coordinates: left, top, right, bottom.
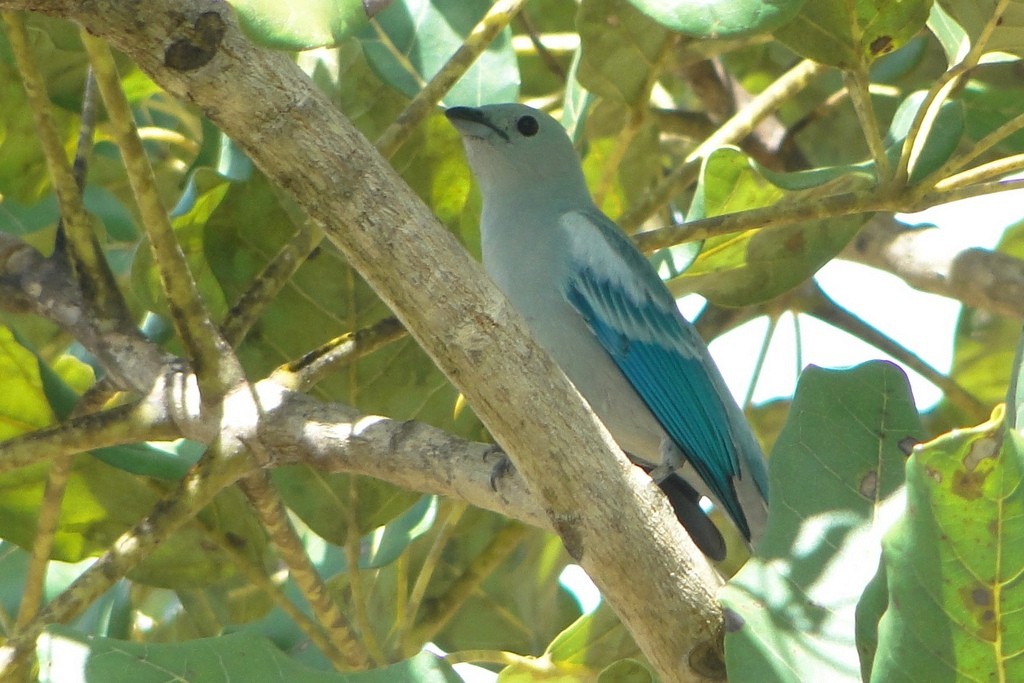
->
164, 11, 226, 71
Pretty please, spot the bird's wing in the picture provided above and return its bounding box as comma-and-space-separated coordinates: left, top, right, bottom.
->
560, 208, 752, 535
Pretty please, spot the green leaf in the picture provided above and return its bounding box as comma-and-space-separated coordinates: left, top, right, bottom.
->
0, 184, 134, 240
884, 90, 964, 184
497, 603, 640, 680
37, 626, 462, 682
130, 485, 270, 589
867, 410, 1024, 682
358, 0, 519, 106
624, 0, 807, 38
577, 0, 670, 104
933, 0, 1024, 62
580, 118, 662, 218
90, 440, 202, 480
775, 0, 933, 68
721, 362, 922, 683
131, 170, 231, 322
548, 601, 643, 670
649, 241, 702, 281
231, 0, 370, 51
429, 520, 578, 655
962, 81, 1024, 154
0, 333, 264, 584
927, 1, 971, 64
561, 47, 594, 143
674, 147, 867, 306
271, 466, 422, 545
0, 325, 55, 440
0, 193, 58, 235
83, 185, 137, 241
1010, 326, 1024, 430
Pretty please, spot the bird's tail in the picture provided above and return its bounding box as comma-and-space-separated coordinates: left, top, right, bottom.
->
649, 469, 727, 561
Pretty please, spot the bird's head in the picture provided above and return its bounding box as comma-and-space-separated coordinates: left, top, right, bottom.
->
446, 103, 590, 207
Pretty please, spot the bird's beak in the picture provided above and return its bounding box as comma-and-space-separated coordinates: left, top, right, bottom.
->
445, 106, 509, 141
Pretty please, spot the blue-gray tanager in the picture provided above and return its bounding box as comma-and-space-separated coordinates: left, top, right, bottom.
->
446, 103, 768, 560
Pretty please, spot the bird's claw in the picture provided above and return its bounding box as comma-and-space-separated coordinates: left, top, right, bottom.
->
484, 444, 514, 490
646, 461, 673, 485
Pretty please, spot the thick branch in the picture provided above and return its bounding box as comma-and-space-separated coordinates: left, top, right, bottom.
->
843, 217, 1024, 320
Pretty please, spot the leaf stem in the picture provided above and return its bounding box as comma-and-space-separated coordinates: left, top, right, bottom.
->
844, 68, 891, 182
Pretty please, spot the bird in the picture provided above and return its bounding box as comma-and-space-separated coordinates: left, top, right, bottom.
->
446, 103, 768, 560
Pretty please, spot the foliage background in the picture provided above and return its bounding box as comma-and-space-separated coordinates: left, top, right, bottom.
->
0, 0, 1023, 681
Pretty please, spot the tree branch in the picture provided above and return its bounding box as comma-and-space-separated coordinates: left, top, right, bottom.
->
842, 216, 1024, 320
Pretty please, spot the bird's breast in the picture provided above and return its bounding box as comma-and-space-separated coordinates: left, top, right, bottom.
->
481, 221, 667, 463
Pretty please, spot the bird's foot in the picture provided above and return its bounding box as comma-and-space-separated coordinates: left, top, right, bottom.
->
484, 444, 514, 490
646, 461, 674, 485
655, 438, 686, 482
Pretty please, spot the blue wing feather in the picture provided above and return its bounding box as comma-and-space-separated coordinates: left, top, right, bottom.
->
562, 209, 755, 536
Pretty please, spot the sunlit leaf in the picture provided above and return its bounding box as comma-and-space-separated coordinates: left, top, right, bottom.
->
358, 0, 519, 106
675, 147, 867, 305
884, 90, 964, 183
0, 325, 54, 440
577, 0, 670, 105
722, 362, 921, 683
496, 601, 645, 680
231, 0, 370, 51
624, 0, 807, 38
933, 0, 1024, 63
38, 627, 462, 682
866, 409, 1024, 682
775, 0, 933, 67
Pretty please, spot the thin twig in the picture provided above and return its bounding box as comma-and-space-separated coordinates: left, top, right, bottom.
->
272, 317, 407, 392
0, 446, 252, 675
843, 69, 890, 182
0, 401, 170, 474
238, 468, 371, 670
633, 172, 1024, 255
221, 220, 324, 347
81, 30, 243, 398
400, 500, 467, 657
342, 477, 387, 664
620, 59, 826, 231
926, 111, 1024, 185
410, 521, 529, 644
634, 189, 886, 252
932, 153, 1024, 192
375, 0, 529, 158
14, 457, 73, 631
515, 12, 566, 78
742, 314, 777, 410
2, 12, 130, 324
15, 65, 102, 634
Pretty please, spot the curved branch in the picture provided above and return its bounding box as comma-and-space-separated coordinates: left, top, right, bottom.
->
842, 217, 1024, 321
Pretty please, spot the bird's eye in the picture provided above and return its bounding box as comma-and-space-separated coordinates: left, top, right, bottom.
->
516, 115, 539, 137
